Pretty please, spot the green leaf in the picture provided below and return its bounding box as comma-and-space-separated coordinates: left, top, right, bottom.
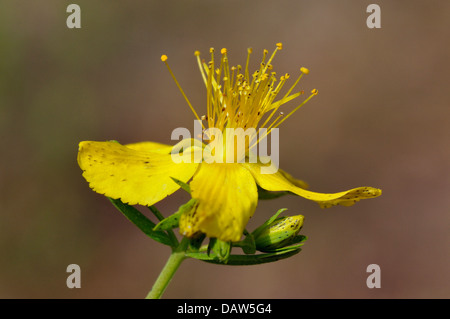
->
260, 236, 308, 253
148, 205, 179, 247
153, 199, 198, 231
148, 205, 165, 222
153, 211, 183, 231
232, 233, 256, 255
290, 235, 308, 245
251, 208, 287, 239
186, 247, 302, 266
108, 198, 172, 247
170, 177, 191, 193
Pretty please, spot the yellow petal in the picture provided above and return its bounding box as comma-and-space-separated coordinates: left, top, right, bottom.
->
78, 141, 198, 206
242, 162, 381, 208
179, 163, 258, 242
126, 138, 205, 159
125, 141, 173, 154
277, 169, 309, 189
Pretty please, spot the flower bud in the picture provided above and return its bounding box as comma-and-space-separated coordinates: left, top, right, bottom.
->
253, 215, 304, 252
208, 238, 231, 263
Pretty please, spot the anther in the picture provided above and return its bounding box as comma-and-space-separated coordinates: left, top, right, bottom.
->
161, 55, 168, 62
300, 67, 309, 74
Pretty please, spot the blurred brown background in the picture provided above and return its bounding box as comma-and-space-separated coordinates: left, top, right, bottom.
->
1, 0, 449, 298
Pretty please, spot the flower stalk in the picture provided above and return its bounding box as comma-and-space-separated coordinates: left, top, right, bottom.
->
145, 237, 189, 299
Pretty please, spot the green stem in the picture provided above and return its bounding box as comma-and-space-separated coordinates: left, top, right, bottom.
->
145, 237, 189, 299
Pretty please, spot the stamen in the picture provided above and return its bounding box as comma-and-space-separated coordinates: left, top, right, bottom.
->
244, 48, 252, 82
189, 44, 315, 152
272, 89, 318, 129
260, 75, 289, 128
267, 111, 284, 131
195, 51, 207, 84
300, 67, 309, 74
282, 67, 308, 99
161, 55, 203, 127
262, 43, 283, 75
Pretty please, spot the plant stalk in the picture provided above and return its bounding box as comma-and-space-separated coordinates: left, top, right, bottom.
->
145, 237, 189, 299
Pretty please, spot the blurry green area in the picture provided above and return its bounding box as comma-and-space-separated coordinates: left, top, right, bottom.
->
0, 1, 449, 298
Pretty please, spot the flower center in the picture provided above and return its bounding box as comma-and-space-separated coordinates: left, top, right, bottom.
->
162, 43, 318, 156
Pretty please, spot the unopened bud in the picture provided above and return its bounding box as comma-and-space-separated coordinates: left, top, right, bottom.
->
208, 238, 231, 262
253, 215, 304, 252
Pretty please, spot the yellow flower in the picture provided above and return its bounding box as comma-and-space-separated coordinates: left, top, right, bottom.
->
77, 44, 381, 242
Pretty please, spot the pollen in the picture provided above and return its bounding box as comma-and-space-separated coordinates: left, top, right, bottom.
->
161, 55, 168, 62
300, 67, 309, 74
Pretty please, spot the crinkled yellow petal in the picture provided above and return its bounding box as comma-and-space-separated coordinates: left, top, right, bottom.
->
78, 141, 198, 206
242, 162, 381, 208
125, 141, 173, 154
126, 139, 206, 159
179, 163, 258, 242
277, 168, 309, 189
